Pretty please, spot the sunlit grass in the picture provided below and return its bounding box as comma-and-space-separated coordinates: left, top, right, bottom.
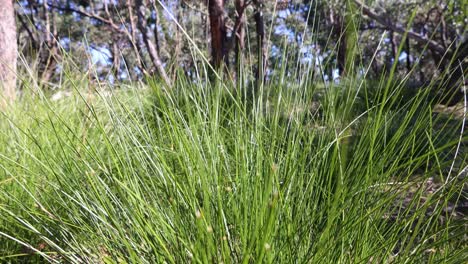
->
0, 62, 466, 263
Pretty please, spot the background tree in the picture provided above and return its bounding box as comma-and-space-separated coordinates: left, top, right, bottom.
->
11, 0, 467, 105
136, 0, 170, 86
208, 0, 228, 70
0, 0, 17, 106
234, 0, 246, 81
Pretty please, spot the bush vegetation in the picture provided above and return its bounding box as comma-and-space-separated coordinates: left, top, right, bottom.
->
0, 58, 466, 262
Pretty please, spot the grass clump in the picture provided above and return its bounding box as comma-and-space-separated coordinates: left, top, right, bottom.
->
0, 72, 466, 263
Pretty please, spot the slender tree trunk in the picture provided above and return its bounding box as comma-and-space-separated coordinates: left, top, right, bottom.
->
344, 0, 358, 76
234, 0, 246, 75
253, 0, 267, 84
153, 3, 162, 55
405, 37, 411, 73
441, 40, 467, 106
389, 30, 398, 72
390, 31, 398, 61
151, 1, 170, 58
337, 31, 346, 76
333, 1, 358, 78
204, 1, 210, 52
331, 8, 346, 76
172, 5, 183, 82
0, 0, 17, 106
136, 0, 171, 86
127, 0, 147, 73
208, 0, 228, 70
41, 0, 59, 83
111, 40, 121, 79
122, 53, 138, 80
17, 12, 38, 50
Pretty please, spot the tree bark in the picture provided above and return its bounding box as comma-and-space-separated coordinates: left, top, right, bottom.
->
333, 1, 358, 77
253, 0, 267, 83
111, 40, 121, 79
0, 0, 17, 106
208, 0, 228, 70
234, 0, 246, 66
40, 0, 59, 83
127, 0, 147, 72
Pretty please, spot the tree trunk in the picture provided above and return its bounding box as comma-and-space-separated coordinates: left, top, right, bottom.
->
127, 0, 147, 73
440, 40, 467, 106
111, 40, 121, 79
334, 1, 358, 78
344, 0, 358, 76
208, 0, 228, 70
330, 8, 345, 76
234, 0, 246, 73
405, 37, 411, 73
0, 0, 17, 106
152, 2, 162, 55
136, 0, 171, 86
40, 0, 59, 84
253, 0, 267, 84
337, 29, 346, 77
389, 30, 398, 71
172, 5, 183, 82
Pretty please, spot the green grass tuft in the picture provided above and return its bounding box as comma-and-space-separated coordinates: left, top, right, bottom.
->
0, 69, 466, 263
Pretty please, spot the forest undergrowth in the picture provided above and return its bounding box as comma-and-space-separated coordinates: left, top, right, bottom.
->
0, 67, 466, 263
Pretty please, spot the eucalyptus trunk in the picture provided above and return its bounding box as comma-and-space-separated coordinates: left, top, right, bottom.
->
208, 0, 228, 70
0, 0, 17, 106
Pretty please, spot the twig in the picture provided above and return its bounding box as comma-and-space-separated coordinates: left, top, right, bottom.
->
47, 4, 127, 36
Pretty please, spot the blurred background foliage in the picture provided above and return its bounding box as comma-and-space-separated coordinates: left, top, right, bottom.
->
14, 1, 466, 100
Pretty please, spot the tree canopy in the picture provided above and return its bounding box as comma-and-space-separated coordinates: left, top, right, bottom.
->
5, 0, 465, 103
